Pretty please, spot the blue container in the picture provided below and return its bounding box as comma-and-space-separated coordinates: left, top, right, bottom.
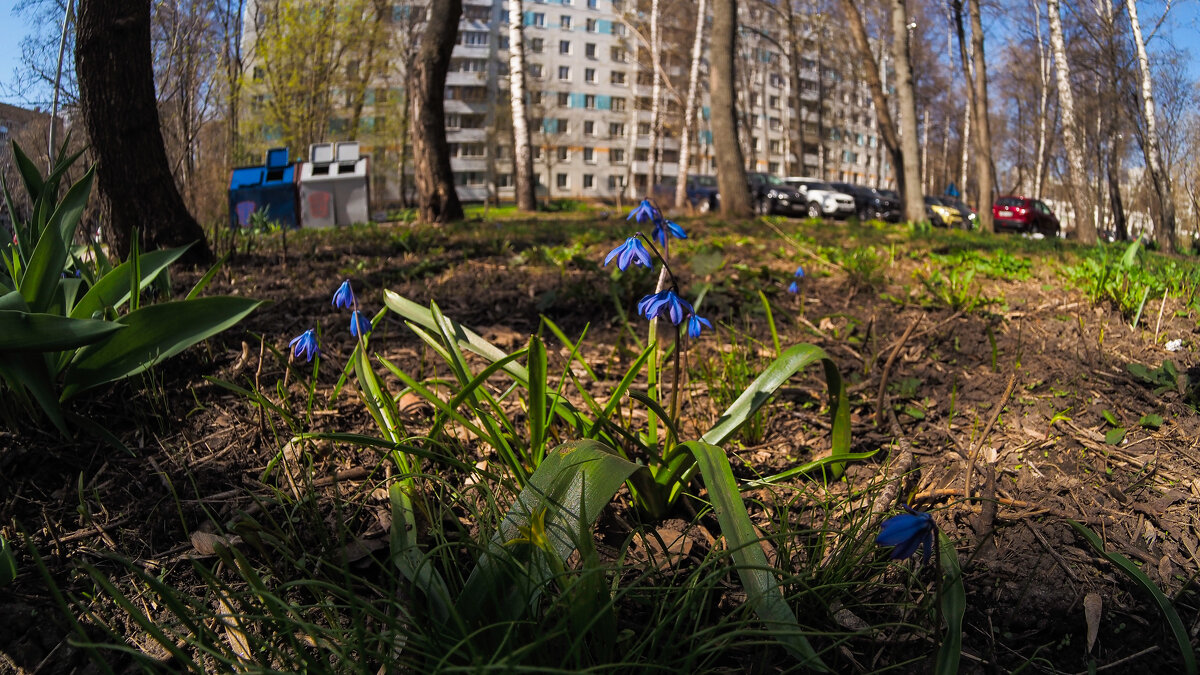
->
228, 147, 299, 229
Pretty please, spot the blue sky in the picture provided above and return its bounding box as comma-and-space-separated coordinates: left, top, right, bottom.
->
0, 0, 1197, 108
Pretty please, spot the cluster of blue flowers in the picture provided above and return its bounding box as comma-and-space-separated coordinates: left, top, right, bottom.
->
606, 199, 711, 338
288, 280, 373, 363
787, 265, 805, 294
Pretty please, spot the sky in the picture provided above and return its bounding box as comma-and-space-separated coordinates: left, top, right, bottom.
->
0, 0, 1198, 108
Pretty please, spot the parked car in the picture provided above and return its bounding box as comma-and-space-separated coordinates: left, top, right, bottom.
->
925, 196, 963, 228
746, 172, 807, 216
993, 196, 1059, 237
941, 197, 978, 229
783, 178, 856, 219
686, 175, 720, 213
830, 182, 900, 222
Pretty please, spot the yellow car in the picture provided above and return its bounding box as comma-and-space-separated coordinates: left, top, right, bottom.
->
924, 196, 963, 228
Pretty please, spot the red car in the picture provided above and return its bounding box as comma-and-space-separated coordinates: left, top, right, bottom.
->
993, 196, 1059, 237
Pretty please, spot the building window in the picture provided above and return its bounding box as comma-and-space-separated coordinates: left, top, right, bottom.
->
454, 171, 486, 186
752, 137, 761, 151
585, 94, 596, 108
528, 63, 543, 78
532, 12, 545, 26
610, 47, 626, 62
583, 173, 594, 188
560, 40, 571, 54
610, 148, 625, 164
530, 90, 543, 105
768, 161, 780, 174
558, 91, 570, 106
558, 66, 570, 80
497, 174, 514, 187
637, 122, 650, 135
634, 148, 648, 162
584, 120, 595, 135
613, 22, 625, 36
555, 118, 568, 133
611, 97, 626, 111
610, 71, 625, 85
609, 122, 625, 136
588, 0, 597, 8
458, 31, 489, 46
608, 175, 625, 190
584, 68, 596, 83
451, 143, 486, 157
584, 148, 595, 163
585, 42, 596, 58
769, 117, 781, 131
769, 95, 779, 108
533, 146, 543, 160
560, 15, 572, 29
769, 139, 781, 154
556, 173, 569, 188
586, 18, 597, 32
557, 146, 569, 161
530, 38, 544, 53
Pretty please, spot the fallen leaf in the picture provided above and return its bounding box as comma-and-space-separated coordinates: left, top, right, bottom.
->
1083, 592, 1102, 653
190, 531, 240, 555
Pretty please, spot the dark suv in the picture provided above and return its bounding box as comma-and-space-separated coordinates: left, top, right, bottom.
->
993, 196, 1059, 237
830, 182, 900, 222
746, 173, 806, 216
685, 175, 720, 213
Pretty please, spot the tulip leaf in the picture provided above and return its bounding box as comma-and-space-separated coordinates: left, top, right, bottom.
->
70, 246, 191, 320
61, 296, 260, 399
0, 310, 125, 352
684, 440, 827, 671
934, 532, 966, 675
0, 352, 67, 435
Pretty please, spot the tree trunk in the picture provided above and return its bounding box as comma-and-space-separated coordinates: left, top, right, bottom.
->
890, 0, 923, 223
1047, 0, 1095, 243
674, 0, 706, 210
840, 0, 903, 197
710, 0, 750, 216
967, 0, 995, 233
75, 0, 212, 264
410, 0, 463, 223
1124, 0, 1176, 250
508, 0, 536, 211
647, 0, 661, 196
1032, 0, 1050, 200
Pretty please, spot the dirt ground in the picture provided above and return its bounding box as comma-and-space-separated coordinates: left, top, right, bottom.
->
2, 214, 1198, 673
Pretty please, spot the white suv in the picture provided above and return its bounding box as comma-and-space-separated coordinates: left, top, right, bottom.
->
784, 178, 857, 220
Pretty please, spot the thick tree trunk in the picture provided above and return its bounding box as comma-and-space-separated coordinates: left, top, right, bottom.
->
75, 0, 212, 264
674, 0, 706, 210
508, 0, 536, 211
410, 0, 464, 223
1047, 0, 1095, 243
1124, 0, 1177, 250
709, 0, 750, 216
840, 0, 903, 196
890, 0, 923, 223
967, 0, 996, 233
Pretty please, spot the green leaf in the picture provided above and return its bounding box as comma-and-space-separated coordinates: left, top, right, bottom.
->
934, 532, 965, 675
1104, 427, 1126, 445
1138, 414, 1163, 429
10, 140, 44, 204
689, 250, 725, 277
0, 310, 125, 351
71, 245, 191, 320
186, 250, 230, 300
0, 352, 67, 436
684, 441, 827, 670
1120, 239, 1141, 268
18, 209, 66, 313
61, 296, 260, 399
527, 334, 549, 464
458, 440, 641, 625
48, 166, 94, 247
0, 535, 17, 586
1068, 520, 1197, 675
1101, 409, 1119, 426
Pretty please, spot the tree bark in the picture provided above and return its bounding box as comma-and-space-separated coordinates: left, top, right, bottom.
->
1047, 0, 1095, 243
709, 0, 750, 216
840, 0, 903, 197
75, 0, 212, 264
967, 0, 996, 233
647, 0, 661, 195
410, 0, 464, 223
1032, 0, 1050, 200
889, 0, 923, 223
508, 0, 536, 211
674, 0, 706, 210
1124, 0, 1176, 250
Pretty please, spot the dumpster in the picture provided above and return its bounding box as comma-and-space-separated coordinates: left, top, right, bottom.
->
227, 147, 298, 229
298, 141, 370, 227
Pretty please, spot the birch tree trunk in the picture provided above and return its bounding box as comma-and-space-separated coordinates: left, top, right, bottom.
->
647, 0, 661, 197
1124, 0, 1177, 250
1047, 0, 1095, 243
508, 0, 536, 211
967, 0, 996, 233
710, 0, 750, 216
1032, 0, 1050, 200
674, 0, 706, 210
890, 0, 924, 223
839, 0, 904, 197
410, 0, 463, 223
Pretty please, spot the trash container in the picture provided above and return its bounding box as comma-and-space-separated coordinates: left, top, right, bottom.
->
298, 141, 371, 227
227, 147, 299, 229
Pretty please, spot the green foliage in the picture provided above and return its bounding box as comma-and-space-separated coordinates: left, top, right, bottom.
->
0, 142, 260, 435
840, 245, 890, 291
0, 535, 15, 587
913, 265, 997, 313
935, 533, 965, 675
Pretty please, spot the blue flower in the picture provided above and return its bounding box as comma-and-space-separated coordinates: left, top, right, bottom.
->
638, 290, 693, 325
794, 265, 805, 279
332, 280, 355, 309
652, 219, 688, 246
787, 281, 799, 294
626, 198, 661, 224
289, 329, 320, 362
350, 311, 372, 337
604, 236, 653, 270
686, 314, 712, 338
876, 507, 935, 562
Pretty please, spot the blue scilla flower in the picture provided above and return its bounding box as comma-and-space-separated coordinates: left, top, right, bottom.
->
626, 198, 661, 224
332, 280, 355, 309
787, 280, 799, 294
794, 265, 805, 279
638, 290, 693, 325
876, 506, 935, 562
350, 311, 372, 337
289, 329, 320, 362
686, 314, 712, 338
604, 236, 653, 270
652, 219, 688, 246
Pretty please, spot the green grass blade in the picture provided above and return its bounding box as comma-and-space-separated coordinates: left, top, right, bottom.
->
683, 440, 827, 671
1069, 520, 1197, 675
935, 532, 965, 675
0, 535, 15, 586
758, 289, 782, 356
540, 316, 598, 380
